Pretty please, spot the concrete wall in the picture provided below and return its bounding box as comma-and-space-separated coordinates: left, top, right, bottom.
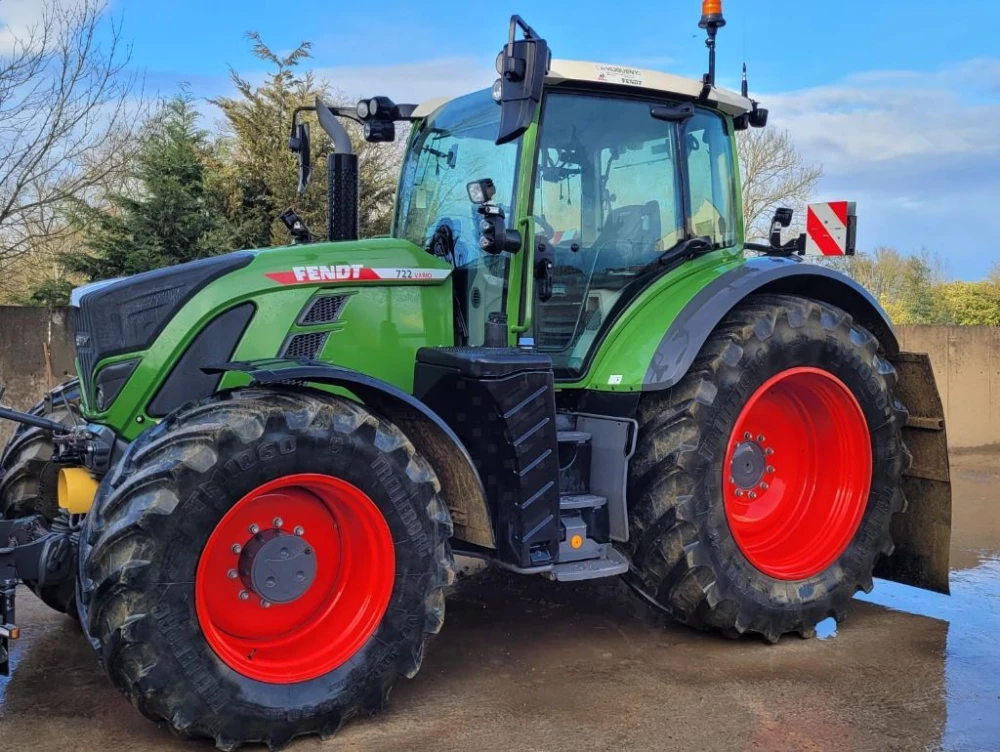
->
0, 306, 76, 445
897, 325, 1000, 449
0, 309, 993, 448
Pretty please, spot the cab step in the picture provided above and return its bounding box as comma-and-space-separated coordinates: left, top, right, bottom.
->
549, 547, 629, 582
559, 493, 607, 510
557, 430, 592, 444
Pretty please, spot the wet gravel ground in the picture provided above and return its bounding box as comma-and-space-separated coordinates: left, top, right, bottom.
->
1, 451, 998, 751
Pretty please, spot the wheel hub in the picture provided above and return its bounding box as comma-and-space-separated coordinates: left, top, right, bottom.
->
239, 529, 317, 604
730, 440, 767, 490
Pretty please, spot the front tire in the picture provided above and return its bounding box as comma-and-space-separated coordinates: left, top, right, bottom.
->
0, 378, 81, 521
78, 389, 453, 750
625, 295, 908, 642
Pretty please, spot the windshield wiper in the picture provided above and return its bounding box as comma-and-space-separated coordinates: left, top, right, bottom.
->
636, 235, 714, 278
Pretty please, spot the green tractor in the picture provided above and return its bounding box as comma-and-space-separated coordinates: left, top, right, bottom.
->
0, 6, 950, 749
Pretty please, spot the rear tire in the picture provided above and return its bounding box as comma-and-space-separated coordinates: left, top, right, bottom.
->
77, 389, 453, 750
625, 295, 909, 642
0, 379, 80, 616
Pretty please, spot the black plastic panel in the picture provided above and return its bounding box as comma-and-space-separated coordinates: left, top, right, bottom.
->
415, 347, 561, 568
94, 359, 139, 411
147, 303, 255, 418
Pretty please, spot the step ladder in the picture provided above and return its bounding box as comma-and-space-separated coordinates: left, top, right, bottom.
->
549, 429, 629, 581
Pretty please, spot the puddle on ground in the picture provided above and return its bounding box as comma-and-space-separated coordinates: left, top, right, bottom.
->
861, 556, 1000, 750
814, 616, 838, 639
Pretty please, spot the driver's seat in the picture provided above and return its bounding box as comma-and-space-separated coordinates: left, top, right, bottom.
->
593, 201, 662, 262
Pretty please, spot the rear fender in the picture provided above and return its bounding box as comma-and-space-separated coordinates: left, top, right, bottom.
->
205, 359, 495, 549
644, 257, 899, 390
874, 352, 952, 593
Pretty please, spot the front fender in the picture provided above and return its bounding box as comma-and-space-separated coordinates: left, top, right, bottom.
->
206, 359, 495, 549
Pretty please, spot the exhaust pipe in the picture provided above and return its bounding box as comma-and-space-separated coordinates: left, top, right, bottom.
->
328, 152, 359, 242
313, 97, 359, 242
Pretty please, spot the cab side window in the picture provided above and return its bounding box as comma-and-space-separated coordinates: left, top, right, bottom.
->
686, 112, 737, 248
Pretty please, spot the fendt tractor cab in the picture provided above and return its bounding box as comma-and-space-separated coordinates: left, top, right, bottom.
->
0, 5, 950, 749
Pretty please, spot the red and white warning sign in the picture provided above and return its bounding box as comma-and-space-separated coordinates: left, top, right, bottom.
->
804, 201, 857, 256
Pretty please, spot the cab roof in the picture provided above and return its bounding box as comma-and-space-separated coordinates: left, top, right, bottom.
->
411, 58, 753, 120
546, 59, 752, 117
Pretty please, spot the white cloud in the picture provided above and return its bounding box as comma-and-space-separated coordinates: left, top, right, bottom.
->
767, 60, 1000, 171
761, 60, 1000, 278
0, 0, 91, 55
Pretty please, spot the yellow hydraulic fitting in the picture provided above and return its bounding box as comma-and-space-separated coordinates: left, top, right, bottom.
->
58, 467, 99, 514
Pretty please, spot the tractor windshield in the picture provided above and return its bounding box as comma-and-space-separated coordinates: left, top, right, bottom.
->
532, 91, 737, 375
396, 89, 520, 345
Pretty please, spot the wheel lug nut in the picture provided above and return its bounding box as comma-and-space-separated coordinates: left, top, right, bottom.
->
238, 590, 249, 601
749, 491, 758, 500
760, 482, 769, 491
260, 599, 271, 609
227, 569, 238, 579
735, 489, 744, 497
743, 432, 752, 440
294, 526, 305, 536
765, 448, 774, 456
231, 543, 242, 554
767, 465, 775, 473
273, 517, 283, 528
249, 523, 260, 535
757, 434, 765, 443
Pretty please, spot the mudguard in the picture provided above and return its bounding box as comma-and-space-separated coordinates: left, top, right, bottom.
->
644, 256, 899, 389
205, 359, 495, 549
874, 352, 952, 593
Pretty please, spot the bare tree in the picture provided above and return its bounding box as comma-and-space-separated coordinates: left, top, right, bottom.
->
737, 127, 822, 241
0, 0, 141, 273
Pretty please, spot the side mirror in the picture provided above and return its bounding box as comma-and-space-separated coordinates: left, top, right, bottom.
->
289, 121, 312, 194
494, 15, 550, 146
769, 207, 793, 248
468, 179, 521, 254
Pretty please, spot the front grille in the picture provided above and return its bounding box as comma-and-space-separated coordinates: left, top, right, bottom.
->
298, 294, 349, 325
71, 252, 253, 405
280, 331, 330, 360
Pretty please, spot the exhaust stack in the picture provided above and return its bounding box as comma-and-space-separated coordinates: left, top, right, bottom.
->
327, 152, 359, 242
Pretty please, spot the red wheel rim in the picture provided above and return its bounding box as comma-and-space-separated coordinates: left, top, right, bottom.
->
723, 367, 872, 580
195, 473, 395, 683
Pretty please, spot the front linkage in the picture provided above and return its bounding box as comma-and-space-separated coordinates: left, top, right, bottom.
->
0, 398, 114, 675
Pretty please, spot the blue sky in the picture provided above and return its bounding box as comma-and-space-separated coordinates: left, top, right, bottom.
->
7, 0, 1000, 278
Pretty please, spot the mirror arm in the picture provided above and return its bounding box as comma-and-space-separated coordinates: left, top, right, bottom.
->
509, 14, 541, 44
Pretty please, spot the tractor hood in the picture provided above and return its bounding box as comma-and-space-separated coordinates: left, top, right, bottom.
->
71, 238, 455, 429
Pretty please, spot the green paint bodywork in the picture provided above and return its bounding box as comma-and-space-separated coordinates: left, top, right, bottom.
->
77, 88, 749, 436
84, 239, 454, 440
